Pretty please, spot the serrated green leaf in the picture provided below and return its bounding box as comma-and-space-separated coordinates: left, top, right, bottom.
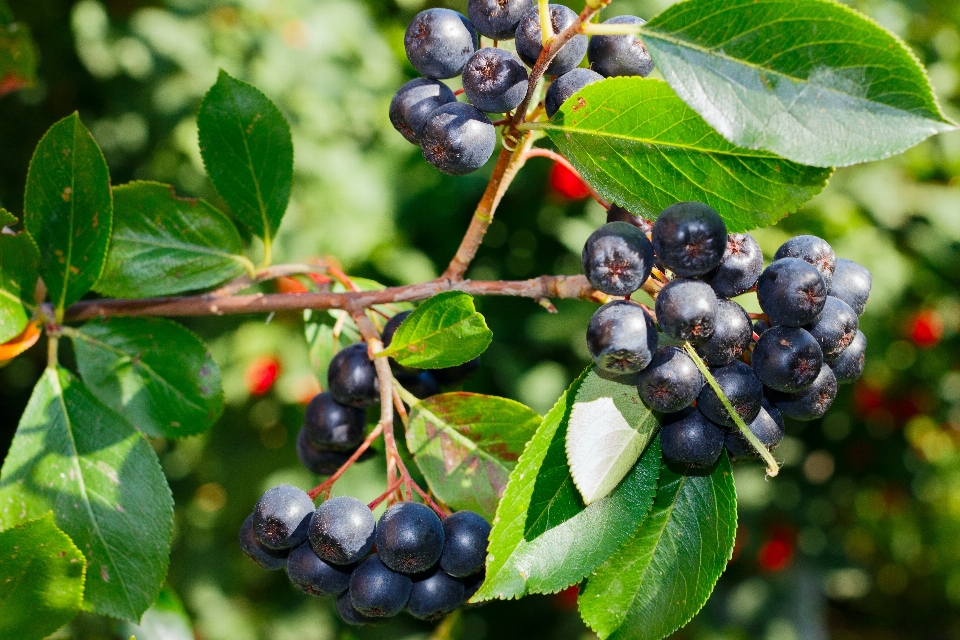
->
198, 70, 293, 243
475, 368, 661, 601
565, 372, 659, 505
0, 7, 38, 98
406, 392, 541, 521
120, 585, 194, 640
380, 291, 492, 369
96, 181, 252, 298
0, 230, 38, 344
24, 113, 112, 314
543, 78, 832, 232
639, 0, 955, 168
0, 207, 15, 226
578, 454, 738, 640
70, 317, 224, 439
0, 368, 174, 622
0, 513, 86, 640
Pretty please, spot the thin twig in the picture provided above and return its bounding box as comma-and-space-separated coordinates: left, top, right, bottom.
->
307, 422, 385, 500
524, 148, 610, 207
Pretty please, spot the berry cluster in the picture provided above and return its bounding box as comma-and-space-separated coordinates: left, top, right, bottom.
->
391, 1, 653, 175
583, 202, 872, 469
296, 314, 478, 475
240, 486, 491, 625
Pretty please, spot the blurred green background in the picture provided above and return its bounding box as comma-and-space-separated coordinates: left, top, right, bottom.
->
2, 0, 960, 638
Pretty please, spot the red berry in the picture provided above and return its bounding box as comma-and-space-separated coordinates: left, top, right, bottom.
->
909, 309, 942, 348
757, 527, 795, 572
552, 585, 579, 610
246, 356, 282, 396
549, 161, 590, 200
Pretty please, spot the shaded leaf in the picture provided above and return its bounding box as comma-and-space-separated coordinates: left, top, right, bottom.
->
24, 113, 112, 313
475, 368, 661, 601
380, 291, 492, 369
640, 0, 955, 167
565, 372, 659, 505
0, 512, 86, 640
0, 229, 38, 343
96, 181, 252, 298
71, 317, 224, 439
544, 78, 832, 232
120, 585, 194, 640
578, 454, 738, 640
406, 392, 542, 520
0, 368, 174, 622
198, 70, 293, 243
0, 207, 15, 226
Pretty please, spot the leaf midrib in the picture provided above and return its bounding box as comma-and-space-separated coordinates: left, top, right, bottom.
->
49, 369, 136, 616
56, 118, 80, 313
410, 403, 513, 475
114, 229, 247, 263
228, 85, 272, 243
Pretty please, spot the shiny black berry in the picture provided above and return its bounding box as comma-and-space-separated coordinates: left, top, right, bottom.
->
376, 502, 445, 574
405, 9, 479, 79
581, 221, 654, 296
328, 342, 380, 408
660, 408, 725, 469
463, 48, 529, 113
829, 258, 872, 315
421, 102, 497, 176
296, 430, 352, 476
724, 399, 784, 459
606, 204, 652, 233
751, 326, 823, 393
695, 298, 752, 366
468, 0, 533, 39
440, 511, 490, 578
302, 392, 366, 452
654, 279, 718, 342
545, 68, 603, 118
514, 5, 587, 75
696, 360, 763, 428
337, 590, 374, 626
309, 496, 376, 565
407, 568, 466, 621
587, 16, 654, 78
349, 555, 412, 618
389, 78, 457, 144
756, 258, 827, 327
586, 300, 658, 374
636, 346, 704, 413
287, 542, 352, 597
252, 485, 315, 551
239, 514, 289, 570
774, 235, 836, 288
651, 202, 727, 277
826, 330, 866, 384
768, 365, 837, 421
806, 295, 859, 356
702, 233, 763, 298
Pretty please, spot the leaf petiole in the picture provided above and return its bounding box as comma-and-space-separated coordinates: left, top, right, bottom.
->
579, 21, 643, 36
682, 342, 779, 477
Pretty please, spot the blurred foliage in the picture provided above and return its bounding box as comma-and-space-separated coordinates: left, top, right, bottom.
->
3, 0, 960, 638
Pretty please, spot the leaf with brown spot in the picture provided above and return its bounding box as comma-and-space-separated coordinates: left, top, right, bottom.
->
406, 392, 541, 521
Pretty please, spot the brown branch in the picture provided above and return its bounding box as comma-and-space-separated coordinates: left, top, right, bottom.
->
64, 274, 599, 322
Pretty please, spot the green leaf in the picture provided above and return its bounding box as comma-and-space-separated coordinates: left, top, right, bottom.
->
71, 317, 224, 439
198, 70, 293, 244
475, 368, 661, 601
119, 585, 194, 640
24, 113, 112, 314
565, 371, 659, 505
0, 513, 86, 640
406, 392, 542, 520
578, 454, 738, 640
0, 230, 39, 344
0, 368, 174, 622
0, 7, 38, 98
96, 181, 252, 298
543, 78, 832, 232
0, 207, 15, 226
380, 291, 492, 369
639, 0, 956, 168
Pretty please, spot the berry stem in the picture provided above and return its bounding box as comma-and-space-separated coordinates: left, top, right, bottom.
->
682, 342, 780, 477
368, 477, 405, 510
579, 21, 643, 35
523, 148, 609, 207
538, 0, 554, 46
307, 422, 386, 500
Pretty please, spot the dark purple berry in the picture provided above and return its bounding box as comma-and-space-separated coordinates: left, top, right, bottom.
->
328, 342, 380, 408
829, 258, 872, 315
302, 392, 366, 452
389, 78, 457, 144
654, 279, 718, 342
433, 358, 481, 385
696, 360, 763, 428
774, 235, 836, 288
407, 568, 466, 621
337, 590, 375, 626
396, 371, 442, 399
376, 502, 445, 574
463, 48, 529, 113
636, 346, 704, 413
586, 300, 658, 374
545, 68, 603, 118
252, 485, 315, 550
756, 258, 826, 327
587, 16, 654, 78
805, 296, 858, 356
695, 299, 752, 366
309, 496, 376, 565
660, 408, 725, 469
405, 9, 479, 79
382, 310, 412, 348
702, 233, 763, 298
651, 202, 727, 277
515, 5, 587, 75
296, 430, 352, 475
349, 555, 412, 617
826, 330, 866, 384
421, 102, 496, 176
462, 570, 485, 603
768, 365, 837, 421
725, 399, 784, 459
440, 510, 490, 577
287, 542, 353, 597
751, 326, 823, 393
239, 514, 289, 570
582, 221, 654, 296
606, 204, 652, 233
468, 0, 533, 39
753, 318, 771, 337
